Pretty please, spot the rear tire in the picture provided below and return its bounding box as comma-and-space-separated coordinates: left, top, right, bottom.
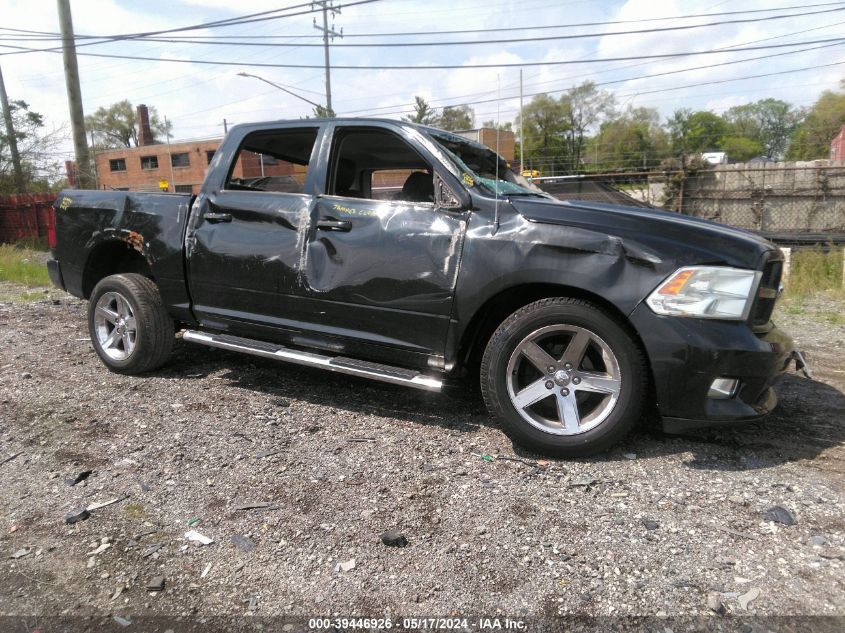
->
480, 297, 647, 457
88, 273, 174, 375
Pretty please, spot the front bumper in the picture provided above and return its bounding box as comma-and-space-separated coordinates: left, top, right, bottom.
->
47, 258, 65, 291
628, 303, 794, 433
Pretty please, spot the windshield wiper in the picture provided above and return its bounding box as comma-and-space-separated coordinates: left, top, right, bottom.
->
503, 191, 549, 198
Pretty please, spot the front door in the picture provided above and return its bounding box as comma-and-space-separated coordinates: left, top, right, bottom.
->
302, 125, 468, 359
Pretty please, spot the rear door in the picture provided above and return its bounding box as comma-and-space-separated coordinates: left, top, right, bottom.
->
301, 124, 469, 359
187, 125, 320, 335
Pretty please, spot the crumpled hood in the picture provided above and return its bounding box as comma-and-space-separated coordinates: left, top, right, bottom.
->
509, 197, 776, 270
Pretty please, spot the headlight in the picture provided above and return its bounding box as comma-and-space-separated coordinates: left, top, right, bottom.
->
646, 266, 762, 320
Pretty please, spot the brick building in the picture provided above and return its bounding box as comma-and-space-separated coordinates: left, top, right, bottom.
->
92, 105, 516, 193
831, 124, 845, 161
456, 128, 515, 164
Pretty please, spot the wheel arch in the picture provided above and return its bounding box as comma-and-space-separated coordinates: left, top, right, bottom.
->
455, 282, 652, 377
82, 239, 154, 299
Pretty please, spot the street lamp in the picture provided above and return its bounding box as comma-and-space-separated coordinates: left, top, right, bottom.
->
237, 72, 326, 112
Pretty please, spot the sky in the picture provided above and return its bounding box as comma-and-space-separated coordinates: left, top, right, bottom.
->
1, 0, 845, 164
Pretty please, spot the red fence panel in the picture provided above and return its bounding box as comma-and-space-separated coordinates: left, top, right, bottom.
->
0, 193, 57, 244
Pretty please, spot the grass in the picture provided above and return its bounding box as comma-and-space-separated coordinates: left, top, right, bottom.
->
124, 503, 147, 519
785, 248, 844, 300
0, 244, 51, 287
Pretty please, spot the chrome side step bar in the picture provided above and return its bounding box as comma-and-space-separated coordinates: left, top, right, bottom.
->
181, 330, 443, 392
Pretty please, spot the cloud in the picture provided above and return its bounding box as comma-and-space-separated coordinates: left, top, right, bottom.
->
0, 0, 842, 157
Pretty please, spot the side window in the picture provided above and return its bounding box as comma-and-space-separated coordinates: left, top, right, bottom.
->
327, 128, 434, 204
225, 127, 318, 194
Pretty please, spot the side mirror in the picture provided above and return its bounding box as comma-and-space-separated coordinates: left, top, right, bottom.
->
434, 172, 470, 211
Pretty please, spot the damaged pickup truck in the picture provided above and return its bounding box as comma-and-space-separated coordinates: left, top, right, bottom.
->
48, 118, 795, 456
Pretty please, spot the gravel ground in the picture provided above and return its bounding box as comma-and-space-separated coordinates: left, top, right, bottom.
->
0, 284, 843, 629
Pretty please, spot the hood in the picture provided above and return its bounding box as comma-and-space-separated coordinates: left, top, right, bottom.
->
509, 197, 777, 270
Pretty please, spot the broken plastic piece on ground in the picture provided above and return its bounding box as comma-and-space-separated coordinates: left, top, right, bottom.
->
792, 349, 813, 379
569, 475, 598, 487
145, 576, 165, 592
185, 530, 214, 545
737, 587, 761, 610
380, 530, 408, 547
64, 508, 90, 524
233, 501, 274, 511
86, 494, 129, 512
762, 505, 796, 525
0, 452, 22, 466
66, 470, 93, 486
335, 558, 355, 572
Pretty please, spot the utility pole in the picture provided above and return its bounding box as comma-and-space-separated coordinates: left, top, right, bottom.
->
0, 64, 25, 192
313, 1, 342, 117
89, 130, 99, 189
519, 69, 524, 174
57, 0, 92, 188
223, 118, 228, 134
165, 115, 174, 192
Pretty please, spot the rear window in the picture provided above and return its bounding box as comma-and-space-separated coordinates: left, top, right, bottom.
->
225, 128, 318, 194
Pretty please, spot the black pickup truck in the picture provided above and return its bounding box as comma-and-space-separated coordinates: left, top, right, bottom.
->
48, 118, 795, 456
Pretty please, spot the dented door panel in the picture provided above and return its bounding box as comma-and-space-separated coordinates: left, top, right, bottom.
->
187, 190, 312, 329
302, 195, 467, 356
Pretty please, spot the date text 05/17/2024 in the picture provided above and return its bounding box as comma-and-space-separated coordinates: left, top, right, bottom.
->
307, 617, 527, 630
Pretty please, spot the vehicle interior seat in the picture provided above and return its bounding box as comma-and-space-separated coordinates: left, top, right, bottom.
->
334, 159, 364, 198
399, 171, 434, 203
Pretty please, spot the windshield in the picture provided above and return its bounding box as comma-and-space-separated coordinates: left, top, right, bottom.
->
426, 131, 545, 198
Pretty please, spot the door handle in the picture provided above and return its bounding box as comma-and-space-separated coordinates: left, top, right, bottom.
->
204, 212, 232, 223
316, 218, 352, 232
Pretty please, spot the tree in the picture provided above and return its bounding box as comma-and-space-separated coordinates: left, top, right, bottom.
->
667, 109, 728, 159
481, 120, 513, 131
516, 94, 570, 175
85, 100, 171, 148
723, 99, 801, 159
719, 136, 764, 162
560, 81, 615, 172
312, 104, 334, 118
403, 96, 438, 125
589, 106, 667, 170
786, 84, 845, 159
437, 105, 474, 131
0, 100, 65, 194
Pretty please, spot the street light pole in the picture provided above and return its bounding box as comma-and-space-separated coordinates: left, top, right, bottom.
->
237, 72, 324, 110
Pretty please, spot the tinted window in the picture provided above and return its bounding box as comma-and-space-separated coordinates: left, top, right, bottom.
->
327, 128, 433, 203
206, 150, 216, 165
171, 153, 190, 168
225, 128, 318, 194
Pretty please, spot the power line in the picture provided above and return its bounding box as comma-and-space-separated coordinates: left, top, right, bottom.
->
21, 5, 837, 50
339, 38, 845, 116
4, 36, 845, 68
1, 1, 841, 44
0, 0, 383, 58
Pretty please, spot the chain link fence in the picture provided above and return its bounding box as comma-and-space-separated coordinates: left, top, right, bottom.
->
534, 161, 845, 245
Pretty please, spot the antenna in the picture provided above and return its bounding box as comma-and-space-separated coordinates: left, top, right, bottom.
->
493, 73, 501, 234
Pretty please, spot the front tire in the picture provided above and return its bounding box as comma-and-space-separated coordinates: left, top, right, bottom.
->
480, 298, 647, 457
88, 274, 174, 375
